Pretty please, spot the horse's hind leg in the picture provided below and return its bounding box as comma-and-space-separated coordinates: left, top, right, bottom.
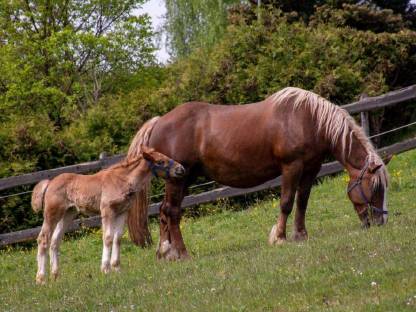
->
293, 165, 321, 241
269, 161, 303, 245
110, 212, 128, 272
36, 204, 65, 284
49, 209, 77, 280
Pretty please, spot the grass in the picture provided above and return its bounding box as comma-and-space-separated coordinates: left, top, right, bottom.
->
1, 150, 416, 311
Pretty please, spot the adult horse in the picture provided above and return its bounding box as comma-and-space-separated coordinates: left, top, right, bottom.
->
126, 87, 390, 260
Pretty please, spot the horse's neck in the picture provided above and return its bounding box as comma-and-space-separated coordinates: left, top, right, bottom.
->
332, 131, 369, 174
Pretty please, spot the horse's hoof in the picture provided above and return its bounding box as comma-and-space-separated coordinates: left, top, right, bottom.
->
268, 225, 286, 245
292, 230, 308, 242
158, 240, 171, 255
157, 240, 191, 261
36, 274, 46, 285
111, 265, 121, 273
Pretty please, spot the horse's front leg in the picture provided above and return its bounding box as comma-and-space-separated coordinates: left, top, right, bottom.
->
157, 181, 189, 260
110, 212, 128, 272
269, 161, 303, 245
293, 165, 321, 241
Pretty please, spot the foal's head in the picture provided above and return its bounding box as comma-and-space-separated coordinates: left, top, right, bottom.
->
142, 146, 186, 179
347, 155, 391, 227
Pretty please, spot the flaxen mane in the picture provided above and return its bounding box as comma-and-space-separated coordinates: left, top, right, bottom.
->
269, 87, 388, 191
126, 116, 161, 246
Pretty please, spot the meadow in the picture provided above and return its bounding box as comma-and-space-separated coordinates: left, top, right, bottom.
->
1, 149, 415, 311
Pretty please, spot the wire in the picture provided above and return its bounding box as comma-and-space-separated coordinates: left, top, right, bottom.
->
369, 120, 416, 139
0, 190, 33, 200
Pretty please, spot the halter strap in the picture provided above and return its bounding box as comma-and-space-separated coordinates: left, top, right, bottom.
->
146, 159, 174, 178
347, 159, 388, 218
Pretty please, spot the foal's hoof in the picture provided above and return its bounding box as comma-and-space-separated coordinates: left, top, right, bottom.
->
101, 264, 110, 274
111, 265, 121, 273
292, 230, 308, 242
51, 271, 59, 281
268, 225, 286, 246
36, 274, 46, 285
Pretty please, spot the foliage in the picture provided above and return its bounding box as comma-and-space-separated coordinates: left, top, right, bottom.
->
153, 8, 416, 107
1, 149, 416, 311
311, 3, 410, 32
163, 0, 241, 58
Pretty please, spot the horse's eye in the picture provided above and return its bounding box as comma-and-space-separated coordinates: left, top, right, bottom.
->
157, 161, 163, 165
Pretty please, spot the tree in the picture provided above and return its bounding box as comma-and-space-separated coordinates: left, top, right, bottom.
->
163, 0, 240, 58
0, 0, 155, 127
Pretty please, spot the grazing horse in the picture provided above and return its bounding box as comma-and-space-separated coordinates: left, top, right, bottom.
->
126, 87, 390, 260
31, 146, 185, 284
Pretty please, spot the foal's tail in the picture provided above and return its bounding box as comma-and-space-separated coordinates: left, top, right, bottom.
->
126, 117, 160, 247
31, 179, 50, 213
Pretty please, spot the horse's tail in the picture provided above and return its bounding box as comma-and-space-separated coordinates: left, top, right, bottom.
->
31, 179, 50, 213
127, 116, 160, 247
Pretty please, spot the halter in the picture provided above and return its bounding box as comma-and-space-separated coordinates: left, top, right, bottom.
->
146, 159, 175, 178
347, 160, 388, 221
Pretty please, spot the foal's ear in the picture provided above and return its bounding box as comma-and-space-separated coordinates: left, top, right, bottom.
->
142, 148, 155, 162
368, 159, 383, 173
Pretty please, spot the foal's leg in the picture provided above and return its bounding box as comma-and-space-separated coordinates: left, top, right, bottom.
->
269, 161, 303, 245
293, 166, 321, 241
36, 205, 64, 284
101, 213, 114, 274
110, 212, 128, 272
49, 209, 77, 280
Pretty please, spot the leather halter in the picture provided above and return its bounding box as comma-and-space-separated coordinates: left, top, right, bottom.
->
146, 159, 175, 178
347, 160, 388, 220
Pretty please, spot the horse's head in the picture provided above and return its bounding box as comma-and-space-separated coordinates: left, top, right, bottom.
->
142, 146, 186, 179
347, 155, 392, 227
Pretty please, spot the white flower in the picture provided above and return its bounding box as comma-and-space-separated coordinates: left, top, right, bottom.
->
371, 281, 377, 287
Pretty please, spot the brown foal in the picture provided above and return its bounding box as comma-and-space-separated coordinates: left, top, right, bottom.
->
32, 146, 185, 284
127, 87, 390, 260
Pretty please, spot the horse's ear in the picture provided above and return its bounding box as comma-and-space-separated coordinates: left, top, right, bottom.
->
382, 154, 393, 165
368, 158, 383, 173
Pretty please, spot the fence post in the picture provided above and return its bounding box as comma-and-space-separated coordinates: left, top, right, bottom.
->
99, 152, 108, 169
360, 94, 370, 136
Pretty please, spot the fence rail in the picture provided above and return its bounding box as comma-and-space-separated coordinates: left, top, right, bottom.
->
1, 136, 415, 247
1, 85, 415, 192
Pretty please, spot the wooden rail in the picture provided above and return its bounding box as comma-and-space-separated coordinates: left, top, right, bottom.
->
1, 136, 415, 247
0, 85, 415, 192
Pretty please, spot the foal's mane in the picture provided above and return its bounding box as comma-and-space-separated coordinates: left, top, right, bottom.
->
269, 87, 388, 189
106, 155, 143, 171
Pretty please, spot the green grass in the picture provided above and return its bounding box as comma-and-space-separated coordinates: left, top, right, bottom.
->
1, 150, 416, 312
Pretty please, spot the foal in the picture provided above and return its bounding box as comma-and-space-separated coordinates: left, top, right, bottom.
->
31, 146, 185, 284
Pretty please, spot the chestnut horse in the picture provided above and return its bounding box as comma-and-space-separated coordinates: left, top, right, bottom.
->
127, 87, 390, 260
32, 146, 185, 284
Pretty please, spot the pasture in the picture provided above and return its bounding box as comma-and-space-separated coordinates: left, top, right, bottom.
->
1, 149, 415, 311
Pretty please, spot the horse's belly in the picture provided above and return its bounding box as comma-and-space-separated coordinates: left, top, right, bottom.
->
203, 163, 280, 188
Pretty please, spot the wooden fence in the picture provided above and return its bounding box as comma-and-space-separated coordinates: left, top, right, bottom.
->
1, 85, 416, 246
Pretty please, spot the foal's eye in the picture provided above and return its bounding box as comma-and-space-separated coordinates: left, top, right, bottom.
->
157, 161, 163, 165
